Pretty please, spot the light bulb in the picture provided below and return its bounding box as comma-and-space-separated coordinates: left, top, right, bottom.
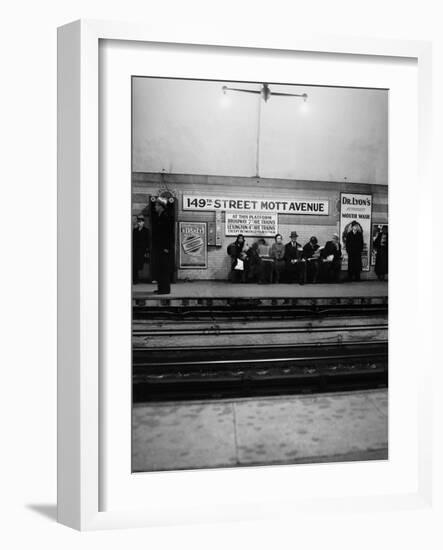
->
300, 100, 309, 114
220, 92, 231, 108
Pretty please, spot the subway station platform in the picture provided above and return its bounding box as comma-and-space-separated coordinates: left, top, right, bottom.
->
132, 389, 388, 472
133, 280, 388, 307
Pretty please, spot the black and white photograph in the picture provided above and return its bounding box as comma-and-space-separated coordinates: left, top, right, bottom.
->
131, 76, 388, 472
3, 0, 438, 541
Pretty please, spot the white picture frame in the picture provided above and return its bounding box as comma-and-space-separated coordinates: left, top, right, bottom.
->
57, 19, 433, 531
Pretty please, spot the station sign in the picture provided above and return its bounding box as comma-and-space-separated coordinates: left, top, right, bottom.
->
183, 195, 329, 215
225, 212, 278, 237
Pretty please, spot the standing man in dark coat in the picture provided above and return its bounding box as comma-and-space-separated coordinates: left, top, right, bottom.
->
345, 221, 364, 281
284, 231, 306, 284
153, 197, 173, 294
132, 215, 150, 284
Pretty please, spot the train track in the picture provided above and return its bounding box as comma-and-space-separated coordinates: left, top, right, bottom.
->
133, 322, 386, 337
132, 297, 388, 401
133, 301, 388, 321
133, 313, 387, 350
133, 342, 388, 402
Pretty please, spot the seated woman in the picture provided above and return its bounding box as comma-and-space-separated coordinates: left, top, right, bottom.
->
269, 233, 286, 283
319, 233, 342, 283
227, 234, 246, 283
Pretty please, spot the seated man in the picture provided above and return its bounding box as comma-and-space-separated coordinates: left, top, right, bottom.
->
319, 233, 342, 283
302, 236, 321, 283
284, 231, 306, 285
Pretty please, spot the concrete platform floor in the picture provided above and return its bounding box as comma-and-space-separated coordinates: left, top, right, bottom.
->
133, 280, 388, 300
132, 389, 388, 472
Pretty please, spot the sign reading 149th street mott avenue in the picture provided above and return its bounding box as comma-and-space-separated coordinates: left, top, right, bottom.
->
183, 195, 329, 215
225, 212, 278, 237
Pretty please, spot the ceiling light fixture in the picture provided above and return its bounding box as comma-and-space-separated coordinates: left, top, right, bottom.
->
222, 83, 308, 103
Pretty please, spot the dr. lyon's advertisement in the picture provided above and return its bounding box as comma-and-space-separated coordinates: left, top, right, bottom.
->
339, 193, 372, 271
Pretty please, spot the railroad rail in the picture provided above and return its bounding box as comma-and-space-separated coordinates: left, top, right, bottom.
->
133, 342, 388, 402
133, 322, 387, 337
132, 295, 388, 402
133, 296, 388, 321
133, 314, 387, 349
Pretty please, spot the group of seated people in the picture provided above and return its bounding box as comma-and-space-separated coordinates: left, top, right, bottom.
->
227, 231, 342, 284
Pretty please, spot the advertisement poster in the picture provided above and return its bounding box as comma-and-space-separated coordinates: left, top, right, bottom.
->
225, 211, 278, 237
339, 193, 372, 271
179, 222, 207, 269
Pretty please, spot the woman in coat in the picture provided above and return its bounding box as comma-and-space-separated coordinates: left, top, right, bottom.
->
227, 234, 246, 283
373, 229, 388, 281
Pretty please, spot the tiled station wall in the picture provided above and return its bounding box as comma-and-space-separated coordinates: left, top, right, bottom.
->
133, 173, 388, 281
